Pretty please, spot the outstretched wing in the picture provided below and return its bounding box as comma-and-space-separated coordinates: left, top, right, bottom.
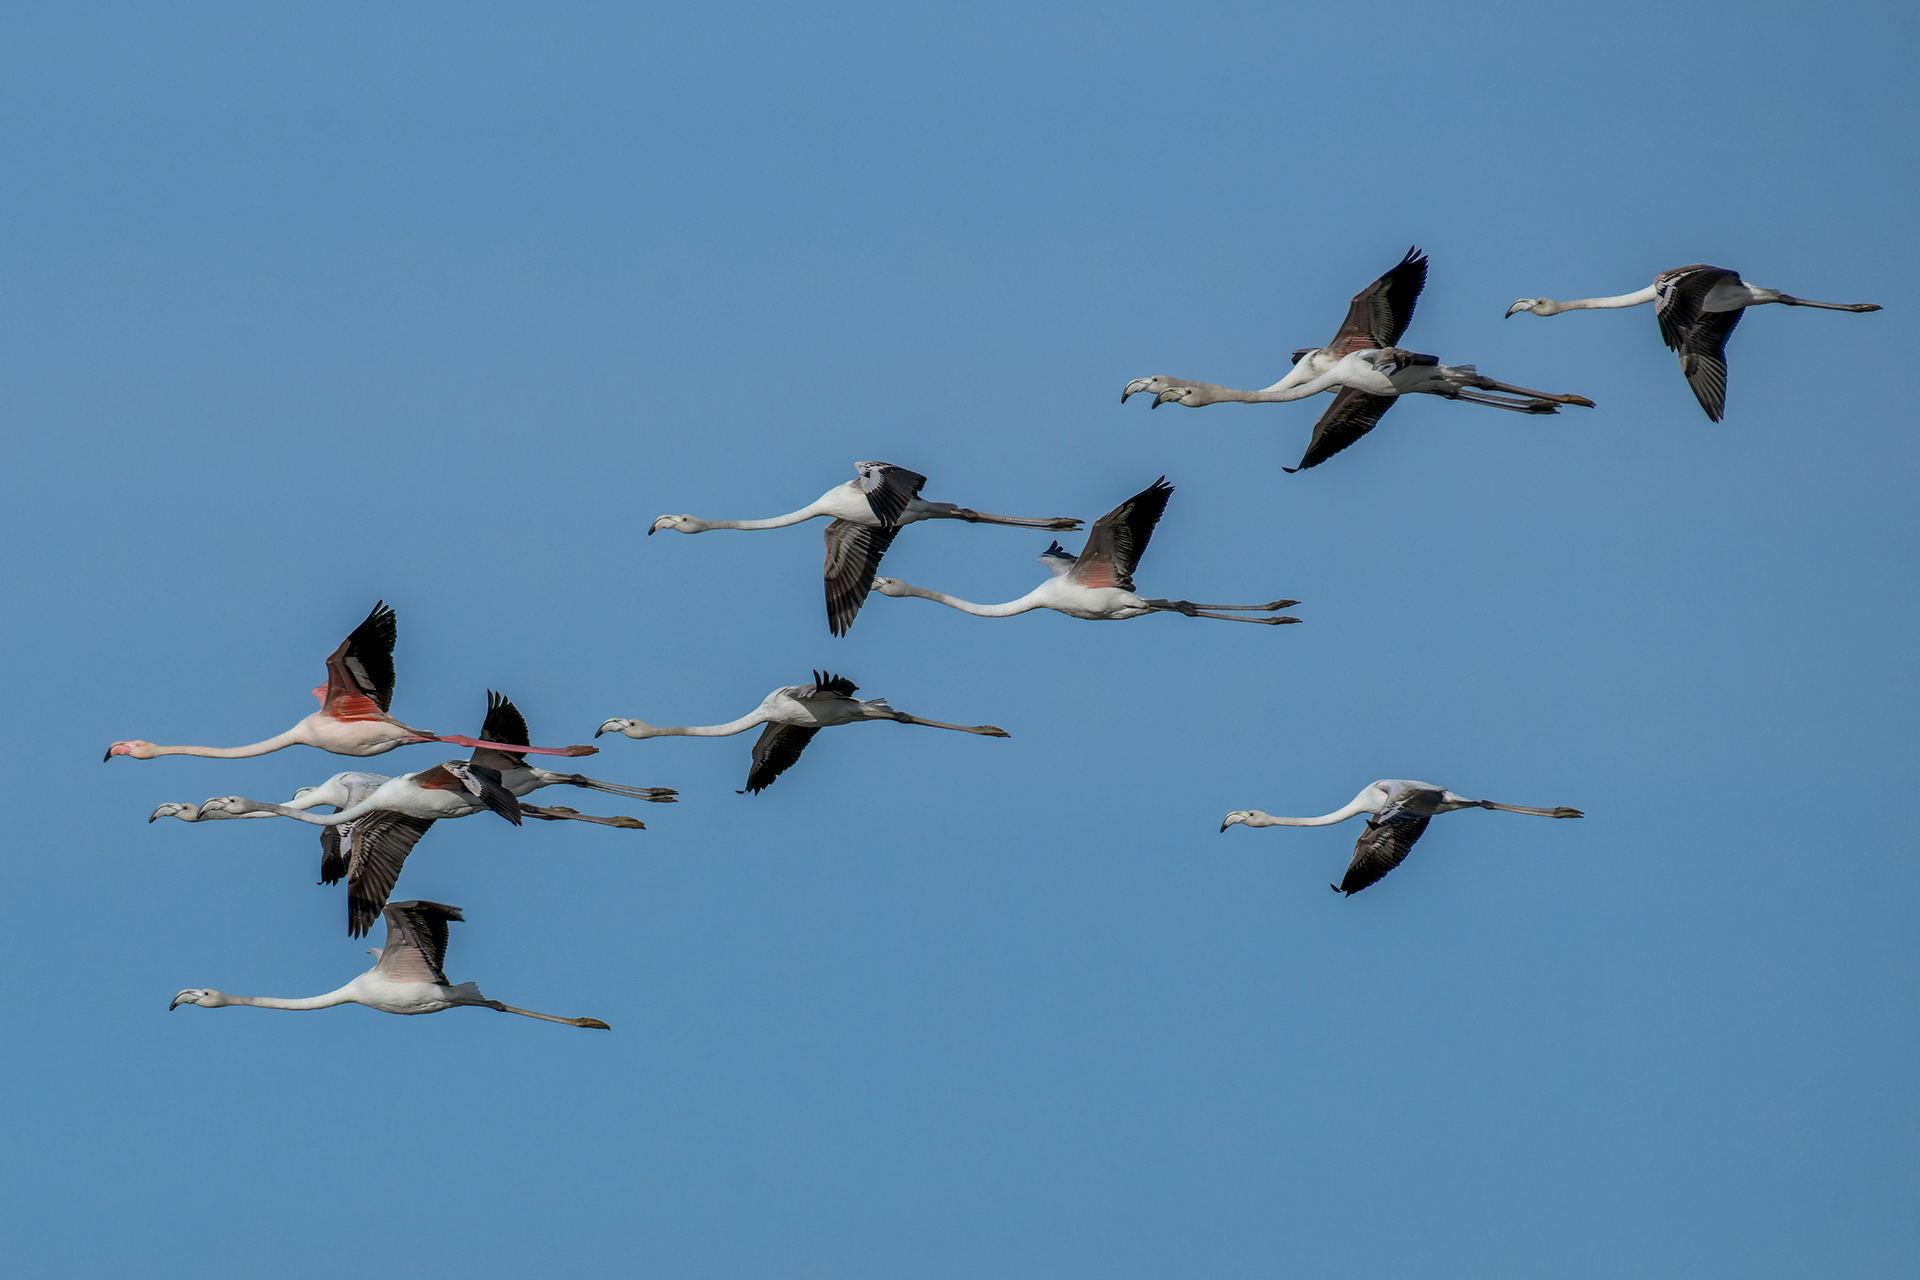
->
1326, 247, 1427, 355
1286, 388, 1400, 472
1674, 308, 1741, 422
374, 899, 465, 985
346, 812, 438, 937
855, 461, 928, 528
823, 520, 900, 637
1069, 478, 1173, 591
470, 690, 531, 772
1335, 812, 1431, 896
804, 670, 860, 699
742, 723, 821, 794
321, 601, 398, 718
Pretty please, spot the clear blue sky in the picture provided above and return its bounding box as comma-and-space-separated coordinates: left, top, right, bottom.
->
1, 3, 1914, 1276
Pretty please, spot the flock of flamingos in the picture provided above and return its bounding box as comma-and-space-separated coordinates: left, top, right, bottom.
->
122, 249, 1882, 1031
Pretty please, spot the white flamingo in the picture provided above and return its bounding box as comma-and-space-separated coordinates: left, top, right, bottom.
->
869, 479, 1298, 625
105, 602, 596, 763
159, 694, 670, 935
649, 461, 1082, 635
1221, 779, 1583, 895
597, 671, 1009, 794
1505, 263, 1881, 420
170, 900, 609, 1028
1121, 248, 1591, 471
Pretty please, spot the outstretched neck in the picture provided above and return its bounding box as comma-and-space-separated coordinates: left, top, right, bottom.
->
223, 986, 356, 1011
144, 728, 308, 759
1252, 798, 1374, 827
650, 713, 769, 738
888, 580, 1039, 617
1542, 286, 1657, 314
694, 505, 822, 531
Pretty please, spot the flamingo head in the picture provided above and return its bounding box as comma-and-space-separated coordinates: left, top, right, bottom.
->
870, 577, 910, 597
170, 989, 227, 1010
1220, 811, 1256, 832
196, 796, 262, 817
1152, 383, 1211, 408
148, 803, 199, 823
1504, 298, 1547, 318
649, 514, 700, 536
103, 740, 156, 761
1121, 375, 1170, 404
596, 718, 658, 739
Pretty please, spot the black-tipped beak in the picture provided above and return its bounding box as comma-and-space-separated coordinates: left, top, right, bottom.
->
103, 748, 113, 762
646, 526, 656, 536
594, 727, 606, 737
1150, 398, 1161, 409
1121, 390, 1133, 403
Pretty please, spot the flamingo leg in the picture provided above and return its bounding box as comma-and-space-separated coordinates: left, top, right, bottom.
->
1465, 376, 1595, 407
519, 804, 645, 828
1774, 296, 1881, 311
1449, 390, 1561, 414
435, 735, 598, 758
885, 712, 1011, 737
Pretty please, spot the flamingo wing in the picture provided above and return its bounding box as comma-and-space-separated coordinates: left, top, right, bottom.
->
1068, 478, 1173, 591
824, 520, 900, 637
1336, 810, 1432, 896
470, 690, 531, 772
345, 812, 439, 937
1326, 246, 1427, 355
855, 461, 928, 527
743, 723, 821, 794
432, 761, 523, 825
319, 601, 399, 719
1286, 388, 1400, 472
1654, 266, 1745, 416
373, 899, 465, 984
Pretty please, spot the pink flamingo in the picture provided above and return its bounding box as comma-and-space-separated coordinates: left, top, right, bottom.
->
105, 602, 597, 763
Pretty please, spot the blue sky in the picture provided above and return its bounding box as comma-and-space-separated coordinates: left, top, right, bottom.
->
1, 2, 1915, 1276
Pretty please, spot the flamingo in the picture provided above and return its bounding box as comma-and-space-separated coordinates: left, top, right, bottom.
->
170, 900, 610, 1029
1121, 248, 1592, 471
1505, 264, 1882, 421
597, 671, 1009, 794
190, 759, 524, 935
158, 693, 669, 934
648, 461, 1083, 635
1220, 779, 1584, 895
868, 479, 1299, 625
105, 602, 598, 763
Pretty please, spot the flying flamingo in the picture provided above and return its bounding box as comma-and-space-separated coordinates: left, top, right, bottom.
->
648, 461, 1083, 635
597, 671, 1009, 794
105, 602, 597, 762
1220, 779, 1584, 895
1121, 248, 1591, 471
190, 758, 525, 935
158, 693, 669, 934
170, 900, 610, 1029
868, 479, 1299, 625
1505, 263, 1882, 420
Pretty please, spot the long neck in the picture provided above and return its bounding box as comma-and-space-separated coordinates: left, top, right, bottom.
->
1246, 366, 1351, 402
1253, 796, 1375, 827
649, 712, 769, 738
694, 505, 821, 531
223, 986, 356, 1011
144, 727, 308, 759
242, 802, 355, 826
890, 581, 1039, 617
1546, 285, 1657, 313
